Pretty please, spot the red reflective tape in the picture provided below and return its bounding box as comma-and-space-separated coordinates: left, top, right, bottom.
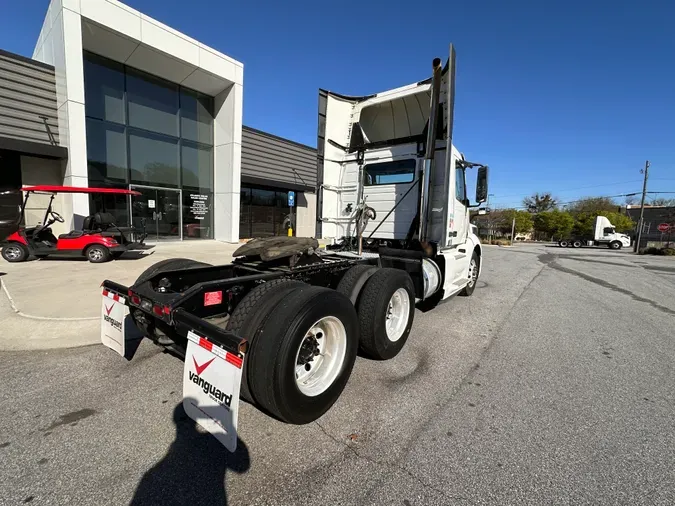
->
113, 294, 120, 302
225, 352, 243, 369
102, 289, 109, 297
199, 337, 213, 352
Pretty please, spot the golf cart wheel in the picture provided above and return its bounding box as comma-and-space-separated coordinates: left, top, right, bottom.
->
1, 243, 28, 263
336, 264, 378, 304
357, 268, 416, 360
86, 244, 111, 263
247, 285, 359, 424
609, 241, 622, 250
460, 251, 480, 297
559, 240, 568, 247
225, 278, 307, 403
572, 240, 582, 248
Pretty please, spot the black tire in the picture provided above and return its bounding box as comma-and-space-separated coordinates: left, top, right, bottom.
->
559, 240, 568, 247
247, 286, 359, 424
572, 240, 582, 248
225, 279, 307, 403
357, 268, 415, 360
86, 244, 111, 263
336, 264, 378, 304
609, 241, 622, 250
1, 243, 28, 263
460, 252, 480, 297
135, 258, 211, 285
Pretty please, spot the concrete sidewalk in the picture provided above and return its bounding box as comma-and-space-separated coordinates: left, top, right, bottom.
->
0, 241, 240, 349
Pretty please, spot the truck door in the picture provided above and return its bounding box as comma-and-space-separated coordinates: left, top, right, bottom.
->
361, 156, 419, 240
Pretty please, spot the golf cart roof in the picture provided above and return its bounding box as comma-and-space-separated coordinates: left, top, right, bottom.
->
22, 185, 141, 195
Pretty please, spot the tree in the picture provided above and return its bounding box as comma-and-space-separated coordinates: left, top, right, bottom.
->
522, 192, 558, 213
533, 210, 574, 239
649, 197, 675, 206
566, 196, 620, 215
507, 209, 534, 235
604, 211, 634, 233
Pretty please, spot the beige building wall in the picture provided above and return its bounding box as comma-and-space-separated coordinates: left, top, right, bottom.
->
295, 192, 317, 238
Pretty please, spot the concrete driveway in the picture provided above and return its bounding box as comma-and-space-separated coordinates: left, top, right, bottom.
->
0, 241, 240, 349
1, 244, 674, 505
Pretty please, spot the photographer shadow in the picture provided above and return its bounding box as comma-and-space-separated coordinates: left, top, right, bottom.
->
130, 400, 250, 506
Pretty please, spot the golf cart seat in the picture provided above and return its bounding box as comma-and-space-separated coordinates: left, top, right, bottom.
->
58, 230, 85, 239
84, 212, 135, 234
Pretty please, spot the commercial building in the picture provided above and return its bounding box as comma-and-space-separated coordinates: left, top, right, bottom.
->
0, 0, 317, 242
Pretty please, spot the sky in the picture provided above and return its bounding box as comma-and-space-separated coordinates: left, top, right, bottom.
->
2, 0, 675, 208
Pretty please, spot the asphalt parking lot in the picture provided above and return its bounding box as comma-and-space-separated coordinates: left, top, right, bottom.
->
1, 244, 674, 505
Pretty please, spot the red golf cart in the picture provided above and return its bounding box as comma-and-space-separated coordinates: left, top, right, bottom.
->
1, 185, 152, 263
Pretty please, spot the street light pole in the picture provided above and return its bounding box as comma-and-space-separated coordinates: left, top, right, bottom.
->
634, 160, 650, 252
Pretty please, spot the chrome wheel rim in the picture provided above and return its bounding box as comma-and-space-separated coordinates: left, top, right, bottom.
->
385, 288, 410, 342
4, 246, 22, 260
467, 258, 478, 287
89, 248, 103, 261
294, 316, 347, 397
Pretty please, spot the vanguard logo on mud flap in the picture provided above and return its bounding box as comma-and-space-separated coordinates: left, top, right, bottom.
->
103, 304, 122, 330
189, 357, 232, 408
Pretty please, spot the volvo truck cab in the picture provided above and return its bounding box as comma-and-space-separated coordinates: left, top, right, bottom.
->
317, 46, 489, 300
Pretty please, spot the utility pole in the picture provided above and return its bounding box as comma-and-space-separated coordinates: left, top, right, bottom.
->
634, 160, 650, 252
510, 215, 516, 246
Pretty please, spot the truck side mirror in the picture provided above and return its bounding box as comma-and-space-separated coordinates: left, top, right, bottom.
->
476, 166, 488, 203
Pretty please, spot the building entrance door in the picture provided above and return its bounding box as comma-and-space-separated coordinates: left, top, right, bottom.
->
130, 185, 182, 240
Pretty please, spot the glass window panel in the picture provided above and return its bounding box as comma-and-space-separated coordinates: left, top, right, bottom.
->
127, 68, 179, 137
250, 204, 275, 237
83, 54, 125, 124
364, 159, 416, 186
240, 187, 251, 205
181, 90, 213, 145
129, 129, 179, 187
182, 191, 212, 239
455, 166, 466, 201
88, 190, 130, 228
251, 188, 275, 207
181, 142, 213, 191
86, 119, 127, 183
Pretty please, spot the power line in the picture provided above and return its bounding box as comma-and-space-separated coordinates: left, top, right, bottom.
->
489, 180, 644, 201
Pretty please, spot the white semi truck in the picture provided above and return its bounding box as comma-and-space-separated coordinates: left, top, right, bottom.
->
100, 45, 488, 450
558, 215, 631, 249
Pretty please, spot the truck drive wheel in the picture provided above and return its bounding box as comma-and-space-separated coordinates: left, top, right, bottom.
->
246, 285, 359, 424
131, 258, 213, 343
357, 268, 415, 360
225, 279, 307, 403
609, 241, 622, 250
559, 240, 568, 247
336, 264, 378, 304
2, 243, 28, 263
135, 258, 212, 285
460, 252, 480, 297
86, 244, 111, 263
572, 240, 582, 248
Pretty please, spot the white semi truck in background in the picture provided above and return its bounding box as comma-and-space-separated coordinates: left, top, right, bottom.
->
101, 45, 488, 450
558, 215, 631, 249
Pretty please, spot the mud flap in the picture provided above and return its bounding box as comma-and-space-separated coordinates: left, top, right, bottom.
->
182, 330, 244, 452
100, 289, 129, 357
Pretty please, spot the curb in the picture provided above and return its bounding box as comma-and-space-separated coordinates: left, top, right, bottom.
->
0, 279, 99, 322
